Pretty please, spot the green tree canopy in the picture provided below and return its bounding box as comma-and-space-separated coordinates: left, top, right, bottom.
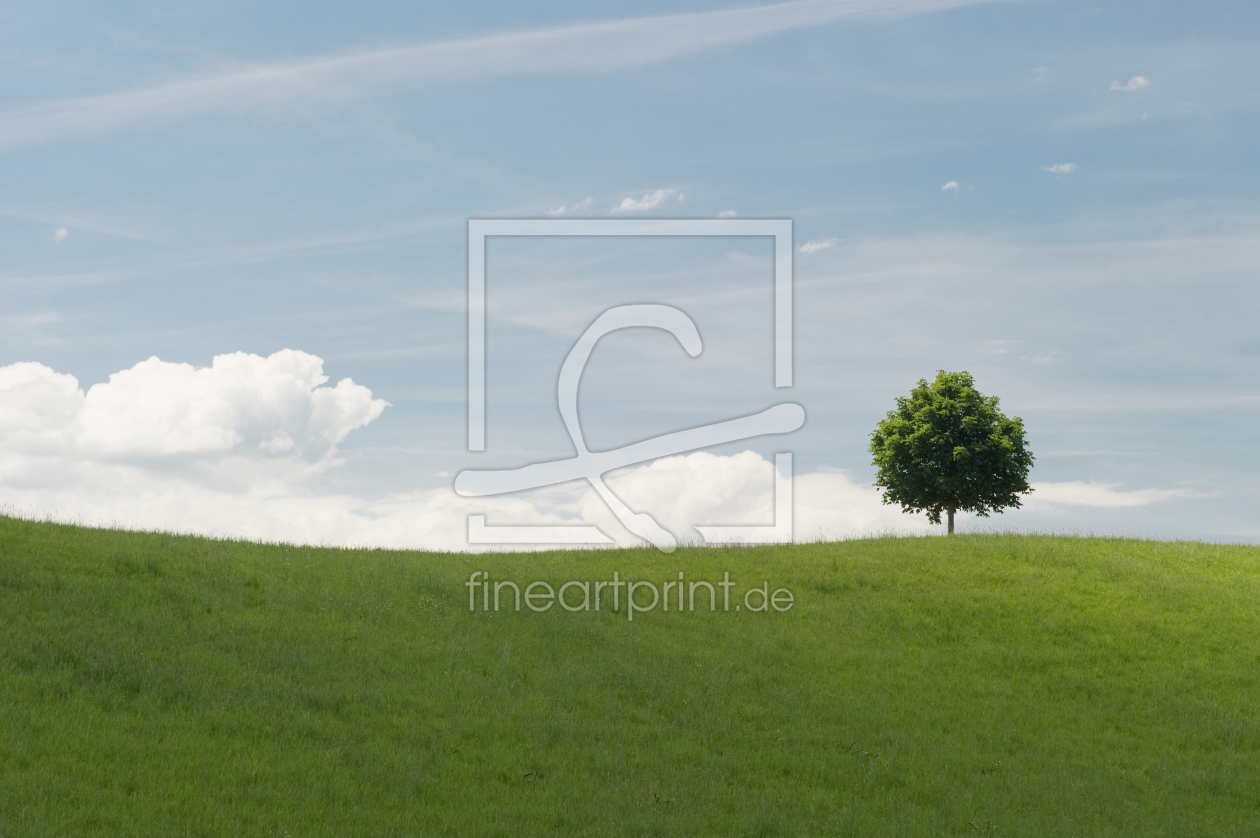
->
869, 370, 1033, 534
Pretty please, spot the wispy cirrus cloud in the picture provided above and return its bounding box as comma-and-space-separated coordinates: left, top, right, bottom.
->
798, 237, 836, 254
1024, 481, 1206, 510
0, 0, 1009, 154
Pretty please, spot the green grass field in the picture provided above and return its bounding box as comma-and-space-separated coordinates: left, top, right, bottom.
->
1, 514, 1257, 836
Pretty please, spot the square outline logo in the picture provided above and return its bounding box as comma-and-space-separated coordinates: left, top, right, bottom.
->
463, 218, 795, 548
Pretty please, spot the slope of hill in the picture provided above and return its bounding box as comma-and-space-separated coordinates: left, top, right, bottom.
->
1, 515, 1257, 836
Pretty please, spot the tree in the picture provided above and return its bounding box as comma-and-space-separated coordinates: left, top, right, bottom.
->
869, 370, 1033, 534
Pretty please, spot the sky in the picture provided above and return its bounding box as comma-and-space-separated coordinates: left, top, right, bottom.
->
1, 0, 1258, 549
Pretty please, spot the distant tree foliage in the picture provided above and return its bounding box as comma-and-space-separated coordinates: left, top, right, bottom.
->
869, 370, 1034, 534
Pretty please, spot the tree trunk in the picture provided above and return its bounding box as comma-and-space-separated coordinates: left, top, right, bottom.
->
947, 507, 955, 535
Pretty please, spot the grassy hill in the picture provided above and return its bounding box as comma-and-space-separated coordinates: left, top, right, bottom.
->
1, 514, 1257, 836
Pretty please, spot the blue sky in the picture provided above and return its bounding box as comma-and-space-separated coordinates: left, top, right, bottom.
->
1, 0, 1257, 547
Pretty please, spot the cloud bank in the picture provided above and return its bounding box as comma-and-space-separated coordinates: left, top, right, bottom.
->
0, 350, 931, 548
0, 350, 1197, 550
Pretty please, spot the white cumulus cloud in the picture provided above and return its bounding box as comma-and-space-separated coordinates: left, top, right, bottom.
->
942, 180, 960, 192
1042, 163, 1077, 174
596, 451, 928, 544
611, 188, 680, 213
1110, 75, 1149, 92
53, 227, 68, 241
0, 350, 386, 462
